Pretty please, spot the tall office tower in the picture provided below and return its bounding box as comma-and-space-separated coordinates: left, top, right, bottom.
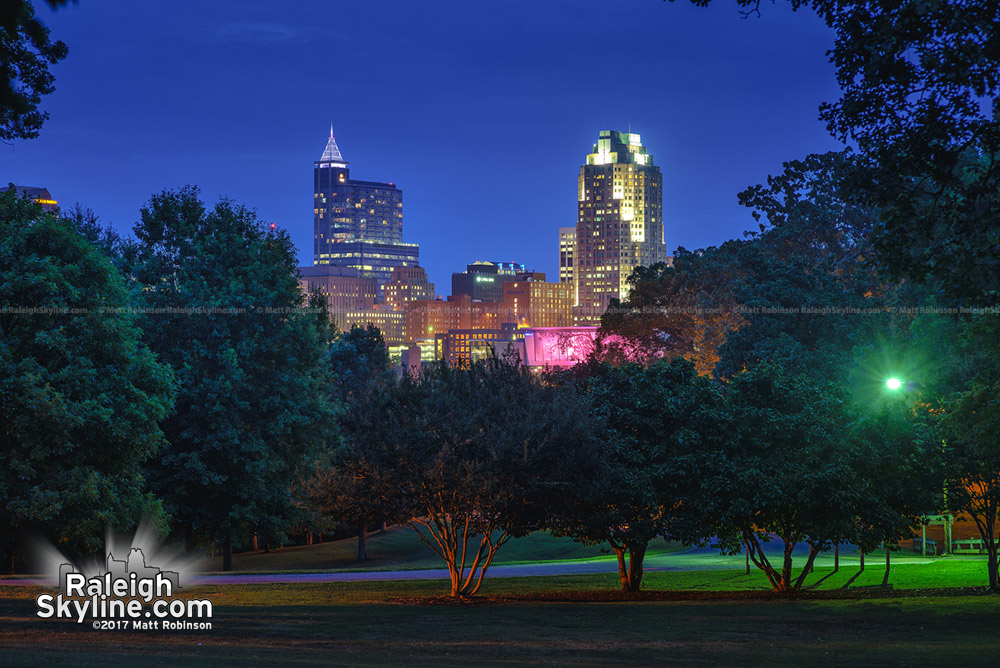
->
558, 226, 575, 291
575, 130, 666, 323
312, 128, 419, 288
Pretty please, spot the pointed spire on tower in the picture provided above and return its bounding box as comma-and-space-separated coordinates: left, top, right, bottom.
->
319, 124, 347, 166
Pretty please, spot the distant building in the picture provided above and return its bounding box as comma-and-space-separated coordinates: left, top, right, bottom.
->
320, 238, 420, 290
519, 327, 601, 368
384, 265, 435, 311
345, 306, 406, 347
312, 128, 419, 290
558, 226, 575, 290
6, 185, 58, 212
575, 130, 667, 323
451, 261, 503, 302
492, 261, 526, 278
436, 329, 507, 367
405, 294, 500, 344
298, 265, 377, 332
502, 278, 573, 328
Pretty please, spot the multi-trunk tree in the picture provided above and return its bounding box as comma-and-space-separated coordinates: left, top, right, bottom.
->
336, 355, 595, 597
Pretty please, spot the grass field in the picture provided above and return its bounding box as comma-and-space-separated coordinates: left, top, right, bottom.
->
193, 527, 686, 573
3, 560, 999, 667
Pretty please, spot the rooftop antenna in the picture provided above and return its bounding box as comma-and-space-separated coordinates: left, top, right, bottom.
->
330, 121, 334, 138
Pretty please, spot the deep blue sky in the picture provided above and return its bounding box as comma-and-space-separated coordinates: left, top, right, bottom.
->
5, 0, 842, 294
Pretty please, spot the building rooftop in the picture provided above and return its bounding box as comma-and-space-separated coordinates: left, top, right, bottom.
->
318, 125, 348, 166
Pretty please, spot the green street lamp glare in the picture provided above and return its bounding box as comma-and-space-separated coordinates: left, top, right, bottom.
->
886, 378, 903, 391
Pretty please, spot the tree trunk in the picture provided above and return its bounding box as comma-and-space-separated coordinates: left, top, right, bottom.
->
780, 539, 795, 591
379, 521, 387, 533
988, 545, 999, 591
834, 544, 839, 571
859, 549, 865, 571
611, 541, 648, 593
626, 543, 647, 593
222, 536, 233, 572
252, 533, 259, 551
357, 522, 367, 561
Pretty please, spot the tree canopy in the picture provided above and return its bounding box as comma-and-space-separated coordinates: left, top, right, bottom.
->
129, 186, 336, 570
0, 188, 174, 571
0, 1, 69, 142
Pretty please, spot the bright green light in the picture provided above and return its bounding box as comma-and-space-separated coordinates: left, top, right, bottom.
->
886, 378, 903, 391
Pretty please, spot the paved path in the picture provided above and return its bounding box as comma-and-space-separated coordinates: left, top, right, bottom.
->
1, 544, 913, 587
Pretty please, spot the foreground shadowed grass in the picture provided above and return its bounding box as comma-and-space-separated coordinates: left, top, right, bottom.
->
3, 568, 999, 667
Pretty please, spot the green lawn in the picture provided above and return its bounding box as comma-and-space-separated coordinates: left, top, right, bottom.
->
2, 572, 999, 667
194, 527, 685, 573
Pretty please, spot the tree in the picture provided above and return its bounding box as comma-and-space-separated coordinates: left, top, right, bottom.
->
316, 324, 392, 561
711, 365, 859, 592
598, 242, 747, 375
1, 1, 69, 142
0, 188, 175, 572
923, 316, 1000, 590
337, 356, 594, 597
677, 1, 1000, 302
129, 186, 336, 571
551, 358, 728, 593
710, 362, 933, 593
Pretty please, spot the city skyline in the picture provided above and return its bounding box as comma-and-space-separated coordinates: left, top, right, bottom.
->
3, 0, 843, 294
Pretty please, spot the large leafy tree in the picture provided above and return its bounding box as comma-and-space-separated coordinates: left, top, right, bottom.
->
604, 151, 884, 380
337, 356, 594, 597
551, 358, 728, 593
598, 241, 747, 374
308, 324, 392, 561
0, 189, 175, 572
1, 1, 69, 142
129, 186, 335, 571
712, 364, 929, 593
677, 0, 1000, 303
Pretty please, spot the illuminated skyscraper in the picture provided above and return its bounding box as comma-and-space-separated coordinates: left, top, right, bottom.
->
312, 127, 418, 288
574, 130, 666, 323
558, 226, 575, 290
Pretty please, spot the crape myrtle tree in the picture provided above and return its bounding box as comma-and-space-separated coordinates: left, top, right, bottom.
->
129, 186, 336, 571
705, 155, 938, 593
712, 362, 934, 594
710, 365, 859, 592
674, 0, 1000, 303
550, 358, 728, 593
0, 189, 175, 572
336, 354, 597, 597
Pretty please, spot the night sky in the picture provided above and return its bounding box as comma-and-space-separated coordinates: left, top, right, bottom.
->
5, 0, 843, 293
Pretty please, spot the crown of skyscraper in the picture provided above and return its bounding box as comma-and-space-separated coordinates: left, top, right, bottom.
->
319, 126, 348, 166
586, 129, 653, 167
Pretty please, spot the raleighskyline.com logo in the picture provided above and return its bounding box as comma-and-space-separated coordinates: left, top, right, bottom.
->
35, 547, 213, 630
